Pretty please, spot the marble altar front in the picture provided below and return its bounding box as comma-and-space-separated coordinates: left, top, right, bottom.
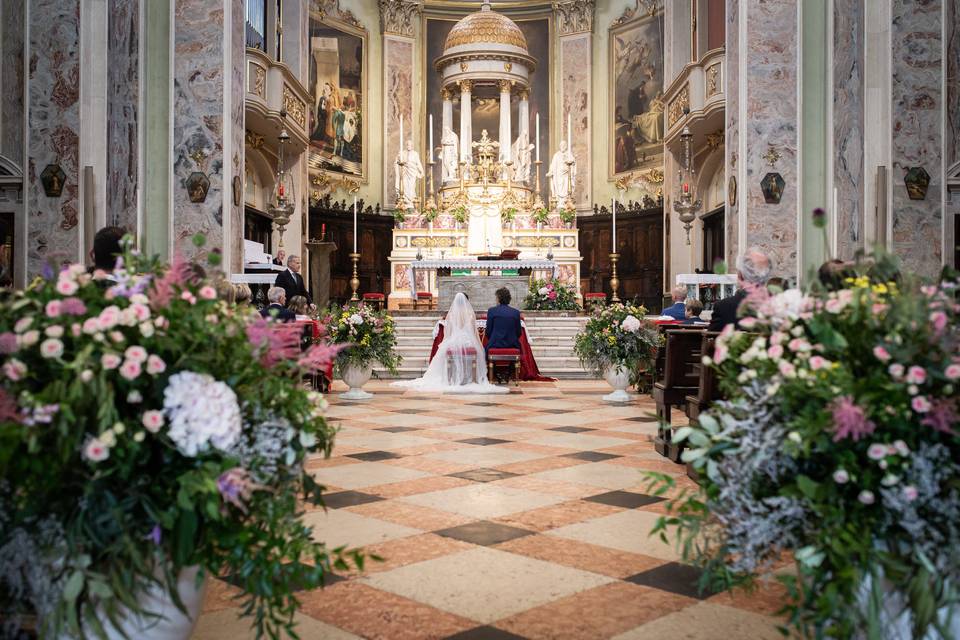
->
438, 276, 527, 312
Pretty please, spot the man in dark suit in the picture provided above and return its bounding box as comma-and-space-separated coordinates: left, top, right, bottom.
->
708, 247, 772, 331
661, 285, 688, 320
485, 287, 522, 355
260, 286, 296, 322
274, 254, 311, 304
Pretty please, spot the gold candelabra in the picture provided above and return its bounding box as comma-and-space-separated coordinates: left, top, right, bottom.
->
349, 252, 360, 301
609, 253, 621, 303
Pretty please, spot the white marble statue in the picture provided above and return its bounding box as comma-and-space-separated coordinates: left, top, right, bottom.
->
440, 126, 459, 183
511, 131, 534, 184
394, 139, 424, 209
546, 140, 576, 203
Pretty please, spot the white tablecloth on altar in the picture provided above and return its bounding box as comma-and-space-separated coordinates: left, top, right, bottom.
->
408, 259, 558, 299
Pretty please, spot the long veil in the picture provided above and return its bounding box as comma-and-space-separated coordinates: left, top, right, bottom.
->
393, 292, 508, 394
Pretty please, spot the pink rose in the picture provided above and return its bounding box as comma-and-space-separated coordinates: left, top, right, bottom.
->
146, 354, 166, 375
82, 437, 110, 462
199, 286, 217, 300
739, 317, 758, 329
124, 346, 148, 363
130, 303, 151, 322
98, 306, 121, 330
788, 338, 811, 352
180, 291, 197, 305
872, 346, 891, 362
872, 303, 888, 315
56, 279, 79, 295
905, 366, 926, 385
101, 354, 122, 370
39, 338, 64, 359
45, 300, 63, 318
945, 364, 960, 381
71, 323, 82, 337
3, 358, 27, 381
888, 363, 904, 379
902, 486, 918, 502
911, 396, 931, 413
930, 311, 948, 333
867, 443, 888, 460
18, 330, 39, 347
119, 359, 142, 380
777, 361, 796, 378
809, 356, 830, 371
141, 410, 165, 433
45, 325, 64, 338
13, 317, 32, 334
770, 332, 787, 346
82, 318, 100, 334
767, 344, 784, 359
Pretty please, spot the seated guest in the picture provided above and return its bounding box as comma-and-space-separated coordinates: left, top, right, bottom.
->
260, 286, 295, 322
274, 254, 311, 303
287, 295, 311, 321
215, 278, 236, 304
818, 259, 856, 291
661, 285, 689, 320
485, 287, 521, 355
708, 247, 772, 331
766, 276, 787, 293
272, 249, 286, 266
234, 283, 252, 305
90, 226, 126, 278
682, 298, 706, 324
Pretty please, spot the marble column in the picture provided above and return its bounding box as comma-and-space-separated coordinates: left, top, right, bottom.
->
498, 80, 511, 163
459, 80, 473, 164
107, 0, 140, 233
554, 0, 593, 211
441, 86, 453, 138
172, 0, 245, 271
517, 88, 530, 137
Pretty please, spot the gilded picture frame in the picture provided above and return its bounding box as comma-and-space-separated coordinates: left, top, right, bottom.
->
308, 9, 369, 184
608, 8, 665, 180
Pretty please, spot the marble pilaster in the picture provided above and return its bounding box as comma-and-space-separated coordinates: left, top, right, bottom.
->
518, 89, 530, 137
559, 34, 592, 211
890, 0, 942, 276
1, 0, 24, 167
106, 0, 139, 232
458, 80, 473, 164
833, 0, 865, 260
725, 0, 740, 265
498, 80, 511, 163
946, 0, 960, 170
384, 36, 414, 208
27, 0, 82, 275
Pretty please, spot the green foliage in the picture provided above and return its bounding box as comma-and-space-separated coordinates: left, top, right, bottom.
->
326, 303, 401, 375
531, 207, 550, 225
523, 279, 580, 312
573, 303, 661, 385
558, 207, 576, 225
501, 207, 518, 224
450, 206, 468, 225
0, 242, 360, 638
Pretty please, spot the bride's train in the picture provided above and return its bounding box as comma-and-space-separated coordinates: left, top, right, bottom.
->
392, 292, 509, 394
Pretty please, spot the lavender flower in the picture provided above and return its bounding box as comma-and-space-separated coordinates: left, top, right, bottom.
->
830, 396, 876, 442
147, 524, 162, 545
217, 468, 261, 513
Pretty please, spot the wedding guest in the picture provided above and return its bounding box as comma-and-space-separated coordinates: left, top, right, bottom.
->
215, 278, 236, 305
234, 283, 252, 305
766, 276, 787, 293
661, 285, 689, 320
272, 249, 286, 266
90, 226, 126, 276
260, 287, 295, 322
709, 247, 772, 331
682, 298, 705, 324
287, 295, 311, 321
275, 254, 311, 303
818, 259, 856, 291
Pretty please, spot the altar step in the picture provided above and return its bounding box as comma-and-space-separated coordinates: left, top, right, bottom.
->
377, 315, 594, 380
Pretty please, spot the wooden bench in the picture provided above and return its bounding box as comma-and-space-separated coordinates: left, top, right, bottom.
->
668, 331, 723, 464
652, 328, 704, 459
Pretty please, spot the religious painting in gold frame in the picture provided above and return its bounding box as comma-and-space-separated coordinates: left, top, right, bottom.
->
308, 9, 368, 182
608, 6, 665, 179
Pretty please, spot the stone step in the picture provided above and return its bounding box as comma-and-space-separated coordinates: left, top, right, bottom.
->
395, 335, 576, 346
372, 366, 596, 380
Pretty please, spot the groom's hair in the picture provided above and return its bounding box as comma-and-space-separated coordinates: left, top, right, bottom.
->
496, 288, 511, 305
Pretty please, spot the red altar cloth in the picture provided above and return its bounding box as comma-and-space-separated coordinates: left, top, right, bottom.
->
428, 314, 555, 382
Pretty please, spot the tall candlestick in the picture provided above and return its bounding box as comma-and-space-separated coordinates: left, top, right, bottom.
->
352, 196, 358, 253
535, 113, 540, 162
428, 114, 434, 163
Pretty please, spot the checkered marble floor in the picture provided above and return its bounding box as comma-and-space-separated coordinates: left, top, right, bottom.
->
193, 381, 786, 640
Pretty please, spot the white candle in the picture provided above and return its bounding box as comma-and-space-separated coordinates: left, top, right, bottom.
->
613, 196, 618, 248
428, 114, 434, 163
535, 113, 540, 162
353, 196, 358, 253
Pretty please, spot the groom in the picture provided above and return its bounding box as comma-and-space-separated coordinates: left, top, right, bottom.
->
485, 287, 522, 358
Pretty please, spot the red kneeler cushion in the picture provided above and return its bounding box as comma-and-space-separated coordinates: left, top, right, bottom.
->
416, 291, 433, 299
584, 293, 606, 299
362, 293, 385, 300
488, 348, 521, 357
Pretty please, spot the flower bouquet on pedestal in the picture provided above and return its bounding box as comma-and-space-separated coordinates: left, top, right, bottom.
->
573, 303, 661, 401
327, 303, 400, 399
523, 279, 580, 312
646, 256, 960, 639
0, 237, 362, 639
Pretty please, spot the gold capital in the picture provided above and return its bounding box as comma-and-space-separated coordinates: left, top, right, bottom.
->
440, 86, 453, 101
498, 79, 513, 93
458, 79, 473, 93
517, 88, 530, 101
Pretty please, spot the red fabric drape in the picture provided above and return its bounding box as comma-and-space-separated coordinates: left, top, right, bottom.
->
428, 318, 555, 382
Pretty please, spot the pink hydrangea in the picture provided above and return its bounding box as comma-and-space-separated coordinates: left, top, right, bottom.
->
905, 366, 926, 385
830, 396, 876, 442
873, 346, 891, 362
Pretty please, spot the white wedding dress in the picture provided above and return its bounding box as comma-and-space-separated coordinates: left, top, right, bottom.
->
393, 293, 508, 394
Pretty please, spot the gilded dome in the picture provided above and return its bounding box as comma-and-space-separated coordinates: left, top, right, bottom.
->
444, 2, 527, 53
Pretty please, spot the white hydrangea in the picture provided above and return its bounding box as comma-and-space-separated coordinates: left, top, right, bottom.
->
163, 371, 242, 457
620, 315, 641, 332
538, 287, 550, 296
348, 313, 364, 325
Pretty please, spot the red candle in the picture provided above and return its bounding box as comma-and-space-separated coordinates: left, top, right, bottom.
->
683, 183, 689, 193
321, 223, 326, 239
278, 182, 285, 197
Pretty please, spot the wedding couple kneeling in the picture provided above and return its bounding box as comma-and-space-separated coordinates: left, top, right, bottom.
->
394, 289, 520, 394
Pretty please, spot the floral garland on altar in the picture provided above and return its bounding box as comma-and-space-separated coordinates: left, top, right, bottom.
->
0, 237, 362, 638
646, 252, 960, 638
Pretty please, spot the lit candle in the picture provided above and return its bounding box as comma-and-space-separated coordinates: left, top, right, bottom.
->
428, 114, 434, 163
535, 113, 540, 162
612, 197, 617, 248
352, 196, 358, 253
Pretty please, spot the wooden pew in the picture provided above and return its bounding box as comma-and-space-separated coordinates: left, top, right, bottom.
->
670, 331, 723, 464
652, 328, 704, 459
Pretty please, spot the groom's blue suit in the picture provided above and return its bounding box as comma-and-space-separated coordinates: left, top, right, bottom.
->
484, 303, 522, 354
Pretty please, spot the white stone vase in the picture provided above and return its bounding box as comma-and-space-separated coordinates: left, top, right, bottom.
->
602, 364, 632, 402
63, 565, 206, 640
340, 363, 374, 400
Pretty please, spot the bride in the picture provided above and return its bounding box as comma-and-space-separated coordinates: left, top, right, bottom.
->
394, 292, 508, 394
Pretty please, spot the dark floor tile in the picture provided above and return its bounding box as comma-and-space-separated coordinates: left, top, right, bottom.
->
538, 408, 575, 414
448, 468, 521, 483
548, 426, 597, 433
393, 408, 428, 414
347, 450, 402, 462
561, 451, 623, 462
435, 521, 534, 546
378, 426, 420, 433
625, 562, 717, 600
583, 490, 666, 509
467, 402, 500, 407
531, 396, 562, 401
466, 417, 506, 423
322, 490, 385, 509
626, 415, 659, 423
444, 626, 529, 640
456, 437, 512, 446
